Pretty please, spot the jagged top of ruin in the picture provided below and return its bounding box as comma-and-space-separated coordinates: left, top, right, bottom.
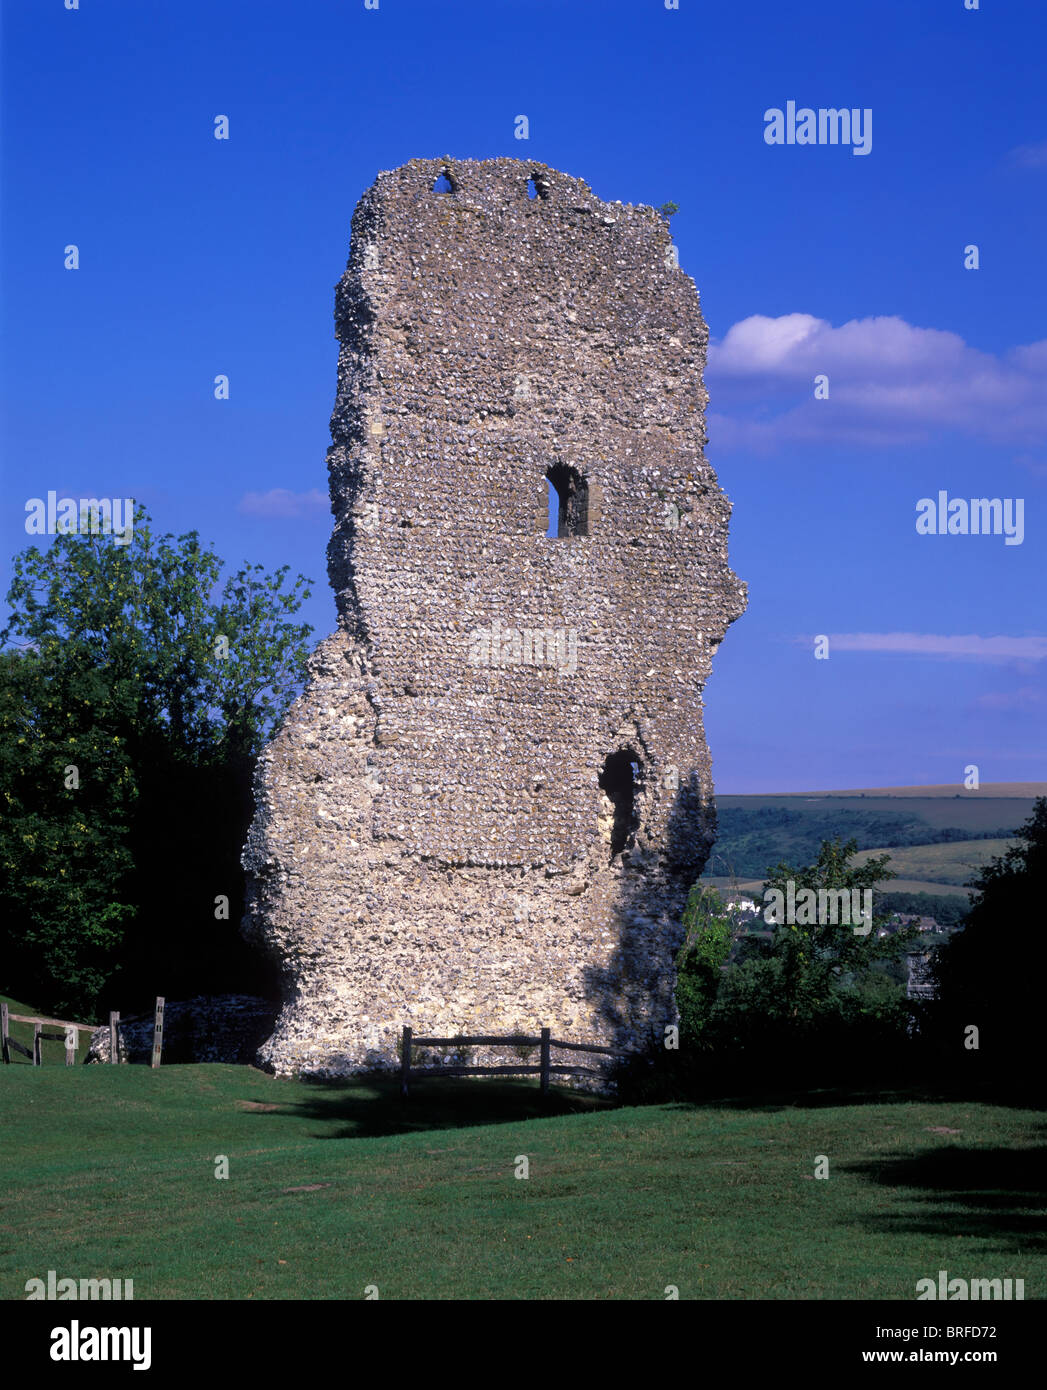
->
310, 155, 745, 874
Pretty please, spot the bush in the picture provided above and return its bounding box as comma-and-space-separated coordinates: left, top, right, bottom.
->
617, 839, 925, 1104
674, 884, 733, 1046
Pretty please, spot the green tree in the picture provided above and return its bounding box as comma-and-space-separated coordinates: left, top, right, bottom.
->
931, 797, 1047, 1080
630, 842, 921, 1101
0, 645, 137, 1011
674, 884, 733, 1044
0, 507, 314, 1017
757, 837, 910, 1025
703, 839, 918, 1065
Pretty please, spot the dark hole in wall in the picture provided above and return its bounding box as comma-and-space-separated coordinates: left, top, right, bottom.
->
599, 751, 641, 858
432, 172, 454, 194
545, 463, 589, 537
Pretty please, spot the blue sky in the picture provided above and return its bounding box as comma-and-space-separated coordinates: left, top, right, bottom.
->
2, 0, 1044, 792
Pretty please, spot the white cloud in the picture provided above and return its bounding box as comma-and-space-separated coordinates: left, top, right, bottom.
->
975, 686, 1043, 711
1007, 139, 1047, 169
812, 632, 1047, 663
706, 314, 1047, 451
238, 488, 328, 519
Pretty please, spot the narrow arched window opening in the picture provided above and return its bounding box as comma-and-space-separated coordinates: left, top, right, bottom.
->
599, 751, 641, 858
527, 178, 539, 200
545, 463, 588, 538
432, 171, 454, 194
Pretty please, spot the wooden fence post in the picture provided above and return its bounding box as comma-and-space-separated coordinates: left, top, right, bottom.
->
150, 997, 165, 1069
109, 1011, 120, 1064
33, 1021, 42, 1067
539, 1027, 551, 1096
65, 1026, 77, 1067
400, 1026, 412, 1099
1, 1002, 9, 1065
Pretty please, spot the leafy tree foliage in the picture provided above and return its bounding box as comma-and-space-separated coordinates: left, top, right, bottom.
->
674, 884, 733, 1046
931, 797, 1047, 1082
0, 508, 314, 1017
753, 838, 911, 1028
876, 890, 969, 928
0, 646, 136, 1012
665, 839, 918, 1094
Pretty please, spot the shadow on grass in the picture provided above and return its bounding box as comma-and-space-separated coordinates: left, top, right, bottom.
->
652, 1084, 959, 1114
612, 1054, 1047, 1115
685, 1084, 1047, 1113
247, 1070, 1046, 1141
245, 1074, 614, 1141
839, 1137, 1047, 1256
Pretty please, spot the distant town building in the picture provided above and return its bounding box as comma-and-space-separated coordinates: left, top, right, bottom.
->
725, 897, 759, 916
890, 912, 947, 935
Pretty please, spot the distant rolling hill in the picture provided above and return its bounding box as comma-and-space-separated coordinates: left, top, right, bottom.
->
701, 783, 1038, 903
773, 782, 1047, 799
851, 838, 1017, 889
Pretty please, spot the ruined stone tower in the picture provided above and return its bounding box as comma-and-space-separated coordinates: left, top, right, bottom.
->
241, 157, 746, 1082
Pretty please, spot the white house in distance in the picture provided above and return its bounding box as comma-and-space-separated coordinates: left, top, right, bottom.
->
725, 897, 760, 916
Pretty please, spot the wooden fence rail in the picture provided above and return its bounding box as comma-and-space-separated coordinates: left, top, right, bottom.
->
1, 1003, 97, 1067
399, 1025, 631, 1098
1, 998, 163, 1067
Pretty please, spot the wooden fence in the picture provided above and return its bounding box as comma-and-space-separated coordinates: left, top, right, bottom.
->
399, 1025, 629, 1098
1, 997, 165, 1067
0, 1003, 96, 1067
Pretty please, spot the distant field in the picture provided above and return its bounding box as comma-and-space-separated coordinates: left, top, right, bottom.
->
705, 874, 975, 900
867, 879, 974, 899
715, 794, 1038, 834
743, 783, 1047, 800
705, 875, 776, 898
853, 839, 1016, 889
706, 836, 1014, 898
703, 786, 1033, 885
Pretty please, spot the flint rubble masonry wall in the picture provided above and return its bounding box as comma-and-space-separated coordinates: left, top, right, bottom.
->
86, 996, 278, 1065
241, 157, 746, 1085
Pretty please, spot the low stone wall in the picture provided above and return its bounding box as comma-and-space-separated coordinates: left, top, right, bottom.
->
86, 995, 279, 1065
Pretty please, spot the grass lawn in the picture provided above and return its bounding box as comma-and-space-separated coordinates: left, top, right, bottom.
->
1, 1063, 1043, 1299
